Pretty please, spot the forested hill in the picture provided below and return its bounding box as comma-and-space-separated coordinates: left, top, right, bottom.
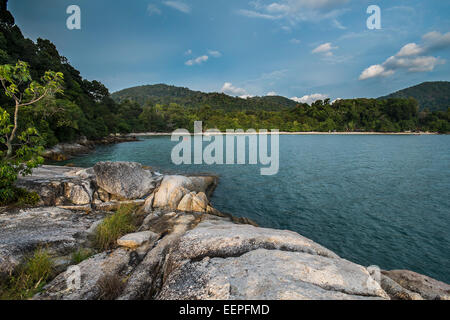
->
111, 84, 298, 111
379, 81, 450, 111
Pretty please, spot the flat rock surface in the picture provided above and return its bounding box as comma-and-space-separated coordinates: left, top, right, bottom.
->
0, 207, 102, 276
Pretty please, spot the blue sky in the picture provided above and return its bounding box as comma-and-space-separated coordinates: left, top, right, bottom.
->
9, 0, 450, 103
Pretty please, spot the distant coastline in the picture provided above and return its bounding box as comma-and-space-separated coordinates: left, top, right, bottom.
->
128, 131, 439, 136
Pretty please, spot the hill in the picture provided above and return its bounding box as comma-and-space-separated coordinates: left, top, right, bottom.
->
379, 81, 450, 111
111, 84, 298, 111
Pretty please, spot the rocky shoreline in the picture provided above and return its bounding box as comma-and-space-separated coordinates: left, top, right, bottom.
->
1, 162, 449, 300
43, 135, 139, 162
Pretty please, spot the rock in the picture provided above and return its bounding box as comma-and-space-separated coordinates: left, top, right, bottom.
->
95, 188, 111, 202
94, 162, 160, 200
15, 166, 95, 206
153, 176, 216, 210
177, 193, 193, 212
382, 270, 450, 300
177, 192, 208, 212
0, 207, 104, 277
117, 231, 158, 249
191, 192, 208, 212
380, 274, 423, 300
159, 249, 387, 300
157, 217, 389, 300
93, 200, 145, 212
35, 248, 131, 300
118, 214, 199, 300
43, 143, 92, 161
57, 205, 92, 213
64, 182, 92, 205
143, 194, 154, 213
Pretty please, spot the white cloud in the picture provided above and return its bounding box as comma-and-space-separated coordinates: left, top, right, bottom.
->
359, 31, 449, 80
163, 1, 191, 14
208, 50, 222, 58
184, 49, 192, 55
422, 31, 450, 51
359, 65, 394, 80
333, 19, 346, 30
185, 55, 208, 66
266, 91, 278, 96
396, 43, 424, 57
238, 0, 350, 23
290, 38, 301, 44
221, 82, 251, 98
147, 4, 162, 15
291, 93, 329, 105
237, 9, 281, 20
312, 42, 338, 56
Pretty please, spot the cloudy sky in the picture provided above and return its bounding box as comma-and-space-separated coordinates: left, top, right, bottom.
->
10, 0, 450, 103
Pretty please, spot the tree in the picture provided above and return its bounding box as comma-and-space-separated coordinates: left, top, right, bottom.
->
0, 60, 63, 204
0, 60, 63, 157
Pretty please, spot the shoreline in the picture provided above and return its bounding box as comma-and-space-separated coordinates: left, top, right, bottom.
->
128, 131, 439, 136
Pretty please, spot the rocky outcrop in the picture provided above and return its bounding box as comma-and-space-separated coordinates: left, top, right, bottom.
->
94, 162, 162, 200
2, 162, 448, 301
43, 136, 138, 161
32, 212, 389, 300
43, 143, 92, 161
382, 270, 450, 300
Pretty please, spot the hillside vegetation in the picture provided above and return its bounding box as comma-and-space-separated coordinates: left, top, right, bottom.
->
379, 81, 450, 112
111, 84, 298, 111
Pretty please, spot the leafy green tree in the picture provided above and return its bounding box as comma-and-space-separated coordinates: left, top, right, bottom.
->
0, 60, 63, 204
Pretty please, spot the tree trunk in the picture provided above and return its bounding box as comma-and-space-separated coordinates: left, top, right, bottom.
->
6, 101, 19, 158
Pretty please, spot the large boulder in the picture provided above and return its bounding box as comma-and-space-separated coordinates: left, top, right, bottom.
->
157, 217, 389, 300
153, 176, 216, 210
382, 270, 450, 300
93, 162, 160, 200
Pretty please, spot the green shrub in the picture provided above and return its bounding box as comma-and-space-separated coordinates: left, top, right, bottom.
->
94, 204, 138, 251
0, 187, 40, 207
71, 248, 94, 264
16, 189, 40, 207
0, 248, 53, 300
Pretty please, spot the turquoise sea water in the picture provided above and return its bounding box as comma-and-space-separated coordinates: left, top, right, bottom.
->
56, 135, 450, 283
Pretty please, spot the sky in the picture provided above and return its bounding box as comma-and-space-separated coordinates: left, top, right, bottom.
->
9, 0, 450, 103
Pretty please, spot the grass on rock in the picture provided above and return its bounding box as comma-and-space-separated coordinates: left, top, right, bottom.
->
94, 204, 143, 251
71, 248, 94, 265
0, 248, 53, 300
